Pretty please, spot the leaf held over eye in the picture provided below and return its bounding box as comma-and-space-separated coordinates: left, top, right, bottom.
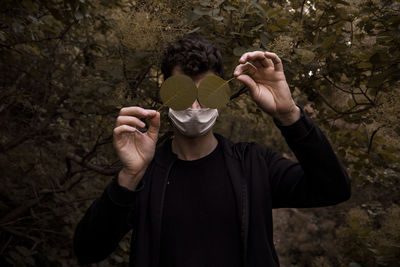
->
198, 74, 232, 108
159, 74, 197, 110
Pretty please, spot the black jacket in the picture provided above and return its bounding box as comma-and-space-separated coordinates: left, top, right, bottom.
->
74, 110, 351, 266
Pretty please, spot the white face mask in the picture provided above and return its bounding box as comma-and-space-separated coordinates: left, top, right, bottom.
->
168, 108, 219, 137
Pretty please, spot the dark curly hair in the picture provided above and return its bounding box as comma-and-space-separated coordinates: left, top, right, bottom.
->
161, 35, 224, 79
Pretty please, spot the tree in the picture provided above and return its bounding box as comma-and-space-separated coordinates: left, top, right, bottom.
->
0, 0, 399, 265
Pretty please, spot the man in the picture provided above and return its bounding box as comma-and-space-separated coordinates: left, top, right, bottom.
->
74, 35, 351, 266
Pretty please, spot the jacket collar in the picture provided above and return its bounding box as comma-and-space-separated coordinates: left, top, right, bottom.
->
153, 133, 238, 167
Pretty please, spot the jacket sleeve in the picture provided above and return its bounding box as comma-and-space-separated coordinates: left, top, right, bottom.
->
266, 107, 351, 208
73, 175, 144, 264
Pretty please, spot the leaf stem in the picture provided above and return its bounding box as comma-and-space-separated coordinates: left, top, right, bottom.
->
156, 104, 166, 113
157, 94, 179, 112
214, 68, 253, 93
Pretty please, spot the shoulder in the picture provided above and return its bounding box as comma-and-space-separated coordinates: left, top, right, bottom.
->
214, 133, 272, 160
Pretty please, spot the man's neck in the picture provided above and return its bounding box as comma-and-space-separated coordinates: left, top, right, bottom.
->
172, 130, 218, 161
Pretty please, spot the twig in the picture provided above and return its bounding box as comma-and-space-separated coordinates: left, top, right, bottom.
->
367, 127, 382, 154
322, 74, 362, 95
0, 226, 40, 243
350, 20, 354, 48
0, 196, 44, 224
0, 236, 12, 256
9, 226, 64, 236
313, 89, 373, 115
358, 85, 375, 105
299, 0, 307, 26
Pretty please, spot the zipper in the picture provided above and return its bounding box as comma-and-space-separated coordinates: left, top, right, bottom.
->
240, 143, 249, 267
155, 157, 177, 266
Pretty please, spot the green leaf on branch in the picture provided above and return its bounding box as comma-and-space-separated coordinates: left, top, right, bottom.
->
260, 32, 270, 48
62, 112, 76, 120
233, 46, 261, 57
367, 73, 387, 87
211, 16, 224, 21
357, 62, 372, 69
21, 0, 39, 11
267, 9, 281, 18
223, 5, 237, 11
347, 99, 355, 108
74, 9, 84, 20
187, 27, 201, 34
267, 25, 281, 32
294, 48, 315, 64
322, 35, 337, 48
193, 7, 211, 16
233, 46, 248, 56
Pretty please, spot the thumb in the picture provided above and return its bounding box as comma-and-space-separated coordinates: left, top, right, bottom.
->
236, 74, 258, 94
146, 111, 160, 142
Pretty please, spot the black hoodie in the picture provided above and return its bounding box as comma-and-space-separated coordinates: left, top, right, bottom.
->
74, 108, 351, 266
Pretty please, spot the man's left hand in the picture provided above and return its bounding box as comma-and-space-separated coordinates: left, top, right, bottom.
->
234, 51, 300, 126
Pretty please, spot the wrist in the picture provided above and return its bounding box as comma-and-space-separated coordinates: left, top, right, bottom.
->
118, 168, 145, 191
273, 105, 301, 126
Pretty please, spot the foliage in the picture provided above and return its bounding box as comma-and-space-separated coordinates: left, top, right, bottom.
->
0, 0, 399, 266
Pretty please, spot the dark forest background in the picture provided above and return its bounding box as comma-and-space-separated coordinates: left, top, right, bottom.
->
1, 0, 399, 266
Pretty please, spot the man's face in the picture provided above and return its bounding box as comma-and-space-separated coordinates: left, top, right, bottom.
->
171, 66, 215, 110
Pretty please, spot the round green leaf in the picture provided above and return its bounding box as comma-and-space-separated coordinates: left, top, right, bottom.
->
159, 75, 197, 110
294, 48, 315, 64
198, 74, 232, 108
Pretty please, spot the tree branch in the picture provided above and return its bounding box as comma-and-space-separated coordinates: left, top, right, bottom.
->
313, 89, 373, 115
65, 152, 119, 175
0, 91, 68, 153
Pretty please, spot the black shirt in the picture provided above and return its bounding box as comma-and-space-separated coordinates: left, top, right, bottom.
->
159, 142, 242, 267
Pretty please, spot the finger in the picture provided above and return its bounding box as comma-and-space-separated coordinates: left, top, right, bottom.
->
264, 52, 283, 72
113, 125, 138, 137
239, 51, 264, 63
119, 107, 157, 118
265, 58, 274, 68
235, 73, 258, 93
239, 51, 270, 68
116, 116, 146, 128
146, 111, 160, 141
234, 63, 257, 77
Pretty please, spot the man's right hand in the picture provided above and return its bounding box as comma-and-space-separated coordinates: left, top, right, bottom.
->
113, 107, 160, 191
